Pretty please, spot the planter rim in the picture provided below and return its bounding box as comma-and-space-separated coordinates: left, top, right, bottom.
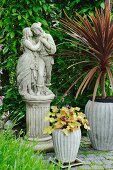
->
89, 97, 113, 103
52, 128, 81, 135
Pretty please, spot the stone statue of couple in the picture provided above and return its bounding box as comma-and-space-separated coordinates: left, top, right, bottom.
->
17, 22, 56, 100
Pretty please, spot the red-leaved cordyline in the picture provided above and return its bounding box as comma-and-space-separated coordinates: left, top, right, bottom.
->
61, 3, 113, 101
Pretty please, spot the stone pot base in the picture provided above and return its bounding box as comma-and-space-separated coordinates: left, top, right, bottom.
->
49, 157, 83, 169
34, 139, 53, 151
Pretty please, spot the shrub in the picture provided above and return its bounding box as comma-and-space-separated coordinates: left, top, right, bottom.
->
0, 0, 104, 123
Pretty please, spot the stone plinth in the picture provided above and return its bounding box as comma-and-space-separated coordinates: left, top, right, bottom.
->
24, 94, 55, 151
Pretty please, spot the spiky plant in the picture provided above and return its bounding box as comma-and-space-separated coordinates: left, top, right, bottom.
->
61, 4, 113, 101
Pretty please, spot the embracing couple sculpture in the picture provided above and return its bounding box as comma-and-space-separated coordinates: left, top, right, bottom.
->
17, 22, 56, 99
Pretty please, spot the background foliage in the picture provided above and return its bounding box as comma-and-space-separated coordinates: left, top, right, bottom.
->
0, 0, 104, 129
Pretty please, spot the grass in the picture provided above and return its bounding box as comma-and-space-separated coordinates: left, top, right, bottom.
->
0, 130, 60, 170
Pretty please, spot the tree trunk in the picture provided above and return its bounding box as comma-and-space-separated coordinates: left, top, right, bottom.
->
101, 72, 106, 99
105, 0, 111, 11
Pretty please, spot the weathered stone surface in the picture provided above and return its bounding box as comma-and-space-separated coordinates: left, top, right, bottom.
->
17, 23, 56, 98
44, 137, 113, 169
90, 165, 104, 169
17, 23, 56, 151
85, 100, 113, 151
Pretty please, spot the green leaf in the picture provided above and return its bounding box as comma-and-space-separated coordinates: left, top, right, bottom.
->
80, 8, 89, 13
43, 4, 47, 11
33, 6, 39, 12
100, 2, 105, 9
41, 20, 48, 26
3, 46, 9, 54
10, 32, 15, 38
12, 8, 16, 13
28, 10, 32, 16
76, 0, 80, 3
70, 1, 76, 8
70, 0, 80, 7
18, 15, 21, 20
0, 21, 3, 28
50, 118, 56, 123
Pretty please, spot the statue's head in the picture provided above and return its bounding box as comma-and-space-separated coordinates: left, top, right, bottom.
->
31, 22, 43, 36
23, 27, 33, 39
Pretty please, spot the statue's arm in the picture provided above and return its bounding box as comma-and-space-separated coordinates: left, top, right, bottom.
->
46, 34, 56, 54
23, 40, 41, 51
40, 38, 51, 50
41, 34, 56, 54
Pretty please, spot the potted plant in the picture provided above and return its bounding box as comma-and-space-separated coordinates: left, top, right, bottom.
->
60, 2, 113, 150
44, 106, 89, 163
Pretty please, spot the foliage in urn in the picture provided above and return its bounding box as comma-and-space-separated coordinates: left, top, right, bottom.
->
61, 4, 113, 100
44, 106, 90, 135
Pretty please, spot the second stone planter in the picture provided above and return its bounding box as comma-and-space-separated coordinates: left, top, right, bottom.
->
52, 129, 81, 163
85, 99, 113, 151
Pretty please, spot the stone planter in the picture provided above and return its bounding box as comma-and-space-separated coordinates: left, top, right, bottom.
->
85, 100, 113, 151
52, 129, 81, 163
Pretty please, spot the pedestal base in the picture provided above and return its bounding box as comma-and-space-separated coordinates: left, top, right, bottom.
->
28, 135, 51, 142
24, 93, 55, 151
34, 139, 54, 151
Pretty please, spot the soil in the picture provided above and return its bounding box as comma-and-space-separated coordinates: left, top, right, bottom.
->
89, 96, 113, 103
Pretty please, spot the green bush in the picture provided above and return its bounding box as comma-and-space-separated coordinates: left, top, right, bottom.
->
0, 0, 59, 121
0, 0, 104, 123
0, 130, 59, 170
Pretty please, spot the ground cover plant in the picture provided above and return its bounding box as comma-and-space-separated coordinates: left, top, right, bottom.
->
0, 129, 60, 170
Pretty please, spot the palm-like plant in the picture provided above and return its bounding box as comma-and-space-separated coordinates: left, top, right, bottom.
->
61, 4, 113, 101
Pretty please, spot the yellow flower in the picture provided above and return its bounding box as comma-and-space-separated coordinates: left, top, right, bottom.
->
48, 111, 56, 117
82, 119, 89, 125
44, 126, 53, 135
77, 116, 83, 122
51, 106, 59, 113
60, 107, 69, 115
78, 112, 86, 118
44, 105, 90, 135
84, 124, 90, 130
49, 117, 56, 123
68, 122, 76, 129
70, 107, 75, 113
45, 116, 50, 121
75, 107, 80, 111
73, 114, 77, 121
68, 117, 76, 123
54, 122, 63, 129
62, 129, 69, 136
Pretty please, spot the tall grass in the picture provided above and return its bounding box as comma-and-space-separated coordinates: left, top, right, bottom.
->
0, 130, 59, 170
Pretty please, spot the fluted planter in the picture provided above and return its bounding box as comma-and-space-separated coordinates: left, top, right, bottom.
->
52, 129, 81, 163
85, 99, 113, 151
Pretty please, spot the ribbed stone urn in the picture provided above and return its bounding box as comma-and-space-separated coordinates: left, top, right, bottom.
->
85, 100, 113, 151
52, 129, 81, 163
